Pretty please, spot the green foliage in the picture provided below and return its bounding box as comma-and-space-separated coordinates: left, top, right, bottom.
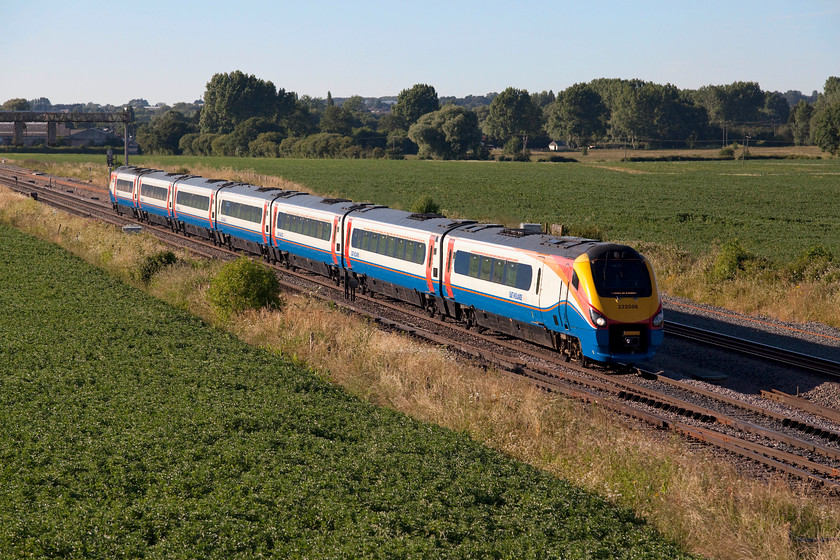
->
409, 195, 441, 215
199, 70, 296, 134
1, 97, 30, 110
206, 256, 282, 319
811, 101, 840, 155
389, 84, 440, 131
407, 105, 481, 159
137, 250, 177, 285
788, 100, 813, 146
279, 133, 361, 159
711, 240, 752, 280
718, 146, 735, 158
319, 104, 353, 135
786, 246, 837, 282
503, 136, 524, 155
0, 225, 694, 558
136, 110, 197, 155
546, 83, 608, 147
483, 87, 542, 146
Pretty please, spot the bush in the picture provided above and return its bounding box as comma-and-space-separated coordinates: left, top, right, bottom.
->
503, 137, 523, 156
719, 146, 735, 159
206, 256, 283, 319
137, 250, 177, 285
711, 240, 751, 280
410, 195, 442, 215
786, 246, 836, 282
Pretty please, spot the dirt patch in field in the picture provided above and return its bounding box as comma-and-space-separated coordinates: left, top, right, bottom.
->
589, 165, 653, 174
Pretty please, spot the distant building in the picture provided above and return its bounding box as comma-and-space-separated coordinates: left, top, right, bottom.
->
548, 140, 566, 152
67, 128, 123, 147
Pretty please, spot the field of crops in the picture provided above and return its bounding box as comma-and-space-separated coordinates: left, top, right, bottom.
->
13, 152, 839, 264
0, 223, 692, 558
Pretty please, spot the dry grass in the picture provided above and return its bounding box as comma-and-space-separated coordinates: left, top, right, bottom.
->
3, 184, 840, 559
640, 242, 840, 328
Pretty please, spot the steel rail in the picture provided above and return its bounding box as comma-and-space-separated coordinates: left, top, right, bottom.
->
665, 321, 840, 378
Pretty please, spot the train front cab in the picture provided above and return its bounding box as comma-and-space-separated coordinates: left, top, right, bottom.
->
568, 245, 664, 364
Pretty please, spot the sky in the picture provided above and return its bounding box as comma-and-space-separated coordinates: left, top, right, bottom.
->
3, 0, 839, 106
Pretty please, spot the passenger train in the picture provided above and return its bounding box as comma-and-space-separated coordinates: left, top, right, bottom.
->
109, 166, 664, 365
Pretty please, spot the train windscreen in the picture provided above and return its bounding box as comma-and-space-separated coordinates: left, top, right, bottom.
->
590, 253, 652, 298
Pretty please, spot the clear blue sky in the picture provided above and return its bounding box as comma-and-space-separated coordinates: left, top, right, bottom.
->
4, 0, 838, 106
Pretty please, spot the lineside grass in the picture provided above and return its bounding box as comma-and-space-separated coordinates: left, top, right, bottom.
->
3, 186, 840, 559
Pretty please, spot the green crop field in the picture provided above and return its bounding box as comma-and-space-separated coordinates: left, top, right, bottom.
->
0, 223, 693, 558
12, 153, 840, 264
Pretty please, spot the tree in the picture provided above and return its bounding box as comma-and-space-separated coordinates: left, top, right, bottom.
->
408, 105, 481, 159
607, 80, 660, 146
136, 110, 196, 155
811, 103, 840, 155
545, 83, 607, 147
1, 98, 30, 111
723, 81, 764, 124
483, 87, 542, 149
788, 100, 813, 146
389, 84, 439, 131
28, 97, 51, 111
227, 117, 282, 156
199, 70, 294, 134
762, 92, 790, 126
811, 76, 840, 155
320, 104, 352, 134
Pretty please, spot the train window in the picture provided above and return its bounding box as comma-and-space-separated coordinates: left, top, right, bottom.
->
116, 178, 133, 193
176, 191, 210, 211
479, 257, 493, 281
469, 254, 480, 276
504, 261, 519, 287
493, 259, 505, 284
351, 229, 426, 264
453, 251, 532, 290
571, 271, 579, 290
277, 213, 332, 241
140, 182, 168, 202
590, 257, 652, 298
514, 264, 532, 291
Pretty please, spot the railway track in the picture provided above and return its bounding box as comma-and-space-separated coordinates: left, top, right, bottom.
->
666, 321, 840, 378
3, 163, 840, 491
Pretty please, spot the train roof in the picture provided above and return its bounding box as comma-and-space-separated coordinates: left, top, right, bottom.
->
348, 205, 475, 234
275, 194, 361, 214
446, 224, 636, 261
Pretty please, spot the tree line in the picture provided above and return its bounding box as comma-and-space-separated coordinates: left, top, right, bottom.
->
3, 72, 839, 157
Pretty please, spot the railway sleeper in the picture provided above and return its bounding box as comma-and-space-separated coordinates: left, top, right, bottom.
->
782, 418, 840, 442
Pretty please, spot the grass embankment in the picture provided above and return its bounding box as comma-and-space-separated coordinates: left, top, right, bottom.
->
3, 179, 840, 558
0, 220, 688, 557
8, 152, 840, 327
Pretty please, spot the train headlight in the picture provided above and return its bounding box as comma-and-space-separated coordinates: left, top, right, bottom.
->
589, 308, 608, 328
652, 308, 664, 327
